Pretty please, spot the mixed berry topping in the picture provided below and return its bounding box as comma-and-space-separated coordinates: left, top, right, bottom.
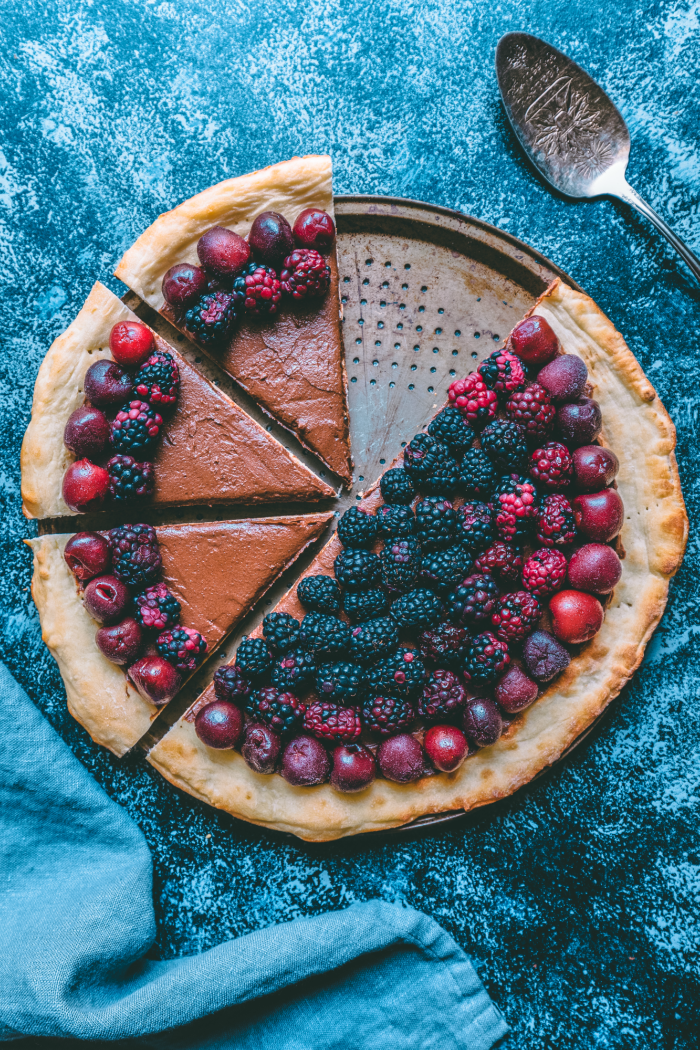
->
529, 441, 573, 489
184, 290, 238, 344
109, 524, 162, 587
536, 493, 577, 547
522, 548, 568, 598
448, 373, 498, 427
474, 541, 523, 585
156, 626, 208, 674
110, 400, 163, 455
248, 687, 306, 734
418, 669, 467, 723
304, 701, 362, 743
106, 455, 154, 501
477, 348, 526, 395
446, 573, 500, 627
505, 382, 555, 439
232, 261, 282, 316
135, 583, 181, 631
280, 248, 331, 299
134, 350, 180, 406
491, 474, 538, 543
297, 574, 341, 614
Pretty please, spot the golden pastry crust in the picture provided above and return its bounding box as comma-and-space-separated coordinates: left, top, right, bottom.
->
147, 280, 687, 840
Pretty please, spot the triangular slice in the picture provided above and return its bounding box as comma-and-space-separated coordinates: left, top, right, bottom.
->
28, 513, 333, 756
21, 282, 334, 519
114, 155, 352, 485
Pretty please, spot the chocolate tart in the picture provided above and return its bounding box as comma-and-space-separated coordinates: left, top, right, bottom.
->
28, 513, 332, 756
114, 155, 352, 485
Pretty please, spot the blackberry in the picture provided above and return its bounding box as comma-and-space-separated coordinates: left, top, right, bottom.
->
184, 291, 238, 344
419, 545, 473, 595
134, 582, 181, 631
248, 687, 306, 734
134, 350, 180, 406
315, 661, 366, 705
506, 383, 555, 440
297, 574, 341, 614
381, 538, 422, 592
280, 248, 331, 299
448, 374, 498, 426
213, 664, 250, 704
462, 631, 510, 685
156, 626, 207, 674
379, 467, 415, 505
474, 542, 523, 585
403, 433, 459, 495
418, 669, 467, 723
304, 701, 362, 743
343, 588, 389, 623
491, 591, 542, 643
299, 612, 351, 658
337, 506, 378, 549
455, 501, 494, 553
365, 647, 427, 701
234, 637, 272, 680
418, 621, 470, 669
271, 647, 316, 691
348, 616, 399, 665
232, 261, 281, 316
447, 573, 500, 626
477, 348, 526, 396
492, 474, 539, 543
110, 400, 163, 455
262, 612, 301, 654
107, 455, 154, 501
334, 548, 381, 590
361, 695, 415, 737
415, 496, 457, 551
536, 494, 577, 547
390, 588, 444, 632
459, 448, 497, 501
376, 503, 414, 538
108, 523, 162, 587
480, 420, 529, 473
427, 406, 472, 455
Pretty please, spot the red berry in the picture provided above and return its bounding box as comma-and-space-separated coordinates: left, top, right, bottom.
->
241, 722, 281, 774
522, 548, 568, 598
84, 574, 131, 625
109, 321, 155, 370
197, 226, 250, 277
508, 315, 559, 366
95, 618, 143, 665
195, 700, 244, 749
572, 489, 624, 542
567, 543, 622, 593
280, 249, 331, 298
293, 208, 336, 253
506, 382, 555, 439
62, 459, 110, 512
572, 445, 619, 492
523, 629, 571, 682
84, 360, 133, 407
474, 542, 523, 584
529, 441, 573, 489
492, 475, 538, 543
424, 724, 470, 772
556, 397, 602, 447
304, 701, 362, 743
462, 697, 502, 747
161, 262, 207, 309
64, 405, 110, 459
331, 743, 376, 792
537, 354, 588, 402
477, 348, 526, 395
448, 373, 498, 426
248, 211, 295, 266
378, 734, 424, 783
64, 531, 112, 580
495, 665, 539, 713
128, 655, 182, 706
492, 590, 542, 642
156, 626, 208, 674
280, 735, 330, 786
549, 590, 604, 644
536, 494, 577, 547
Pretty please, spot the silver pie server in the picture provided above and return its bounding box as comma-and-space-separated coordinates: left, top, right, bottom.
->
496, 32, 700, 284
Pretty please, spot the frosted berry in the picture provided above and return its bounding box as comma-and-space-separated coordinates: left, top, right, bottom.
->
492, 474, 538, 543
128, 655, 181, 706
418, 669, 467, 722
242, 722, 281, 774
331, 744, 376, 793
418, 621, 470, 669
572, 489, 624, 542
293, 208, 336, 253
304, 701, 362, 744
134, 350, 180, 406
572, 445, 619, 493
62, 459, 110, 512
556, 397, 602, 447
109, 320, 154, 370
529, 441, 573, 490
506, 382, 555, 439
455, 501, 494, 553
84, 359, 133, 407
64, 405, 110, 459
567, 543, 622, 594
474, 542, 523, 585
248, 211, 295, 266
522, 629, 570, 682
491, 591, 542, 643
185, 291, 238, 344
95, 618, 143, 666
195, 701, 244, 749
448, 373, 498, 427
248, 686, 306, 734
156, 626, 208, 674
297, 574, 341, 614
135, 582, 181, 631
64, 531, 111, 580
280, 735, 329, 786
522, 548, 568, 598
348, 616, 399, 665
447, 573, 500, 627
508, 315, 559, 366
110, 400, 163, 456
462, 697, 503, 747
462, 631, 510, 685
161, 262, 207, 310
425, 724, 470, 772
378, 734, 425, 783
478, 347, 527, 396
549, 590, 604, 644
107, 456, 154, 501
232, 261, 282, 317
213, 664, 250, 704
495, 665, 539, 714
197, 225, 250, 277
537, 354, 588, 403
280, 249, 331, 298
109, 523, 162, 587
536, 494, 577, 547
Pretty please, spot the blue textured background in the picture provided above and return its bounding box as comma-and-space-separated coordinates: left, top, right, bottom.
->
3, 1, 699, 1046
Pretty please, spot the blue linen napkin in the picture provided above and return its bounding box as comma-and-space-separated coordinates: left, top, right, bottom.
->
0, 663, 508, 1048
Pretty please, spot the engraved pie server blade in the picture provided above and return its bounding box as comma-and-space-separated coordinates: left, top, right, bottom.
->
496, 31, 700, 284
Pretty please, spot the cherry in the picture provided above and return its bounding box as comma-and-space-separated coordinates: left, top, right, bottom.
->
556, 397, 602, 447
550, 589, 604, 644
83, 574, 131, 625
462, 698, 502, 748
128, 655, 182, 706
280, 735, 330, 786
508, 316, 559, 367
572, 445, 619, 493
378, 734, 424, 783
567, 544, 622, 594
494, 665, 539, 713
293, 208, 336, 253
95, 618, 143, 665
195, 700, 244, 749
64, 405, 110, 459
197, 226, 250, 277
161, 263, 207, 310
572, 488, 624, 542
109, 321, 154, 370
242, 722, 282, 774
537, 354, 588, 403
424, 725, 469, 772
84, 359, 133, 407
331, 743, 376, 792
522, 629, 571, 682
248, 211, 295, 266
62, 459, 110, 512
64, 531, 112, 580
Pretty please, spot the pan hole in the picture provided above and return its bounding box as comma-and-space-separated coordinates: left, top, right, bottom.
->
402, 283, 408, 290
343, 276, 350, 283
353, 357, 360, 364
351, 376, 357, 383
455, 330, 461, 337
408, 384, 414, 391
416, 325, 422, 332
195, 356, 202, 363
476, 297, 481, 301
411, 364, 417, 371
360, 298, 367, 305
356, 494, 362, 500
414, 345, 420, 351
397, 323, 403, 330
359, 475, 364, 481
380, 301, 386, 307
382, 281, 389, 288
418, 306, 425, 313
433, 347, 439, 354
341, 296, 348, 304
399, 303, 406, 310
373, 360, 379, 366
449, 369, 456, 376
401, 441, 407, 447
385, 261, 391, 267
404, 264, 411, 270
438, 308, 444, 314
355, 338, 361, 345
492, 334, 500, 341
394, 343, 400, 349
362, 278, 370, 286
380, 458, 386, 464
428, 386, 434, 392
389, 381, 395, 388
421, 285, 427, 293
435, 327, 442, 334
370, 379, 376, 386
375, 340, 381, 346
378, 321, 384, 329
471, 351, 478, 359
366, 259, 373, 266
452, 349, 458, 356
392, 361, 398, 368
474, 332, 480, 339
358, 319, 364, 325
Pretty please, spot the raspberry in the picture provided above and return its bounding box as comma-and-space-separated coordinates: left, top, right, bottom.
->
232, 261, 281, 316
106, 455, 154, 500
381, 538, 422, 592
184, 291, 238, 344
361, 695, 416, 736
459, 448, 497, 500
522, 548, 568, 598
156, 626, 208, 674
415, 496, 457, 551
481, 420, 529, 473
248, 687, 306, 734
334, 548, 381, 590
262, 612, 301, 654
343, 588, 389, 623
271, 647, 316, 691
529, 441, 573, 489
297, 574, 341, 614
110, 400, 163, 456
419, 545, 473, 595
491, 591, 542, 642
447, 573, 500, 626
235, 637, 272, 680
477, 348, 526, 396
337, 506, 378, 548
134, 582, 181, 630
299, 612, 351, 658
403, 433, 459, 494
213, 664, 250, 704
349, 616, 399, 665
379, 467, 415, 505
427, 406, 473, 455
304, 702, 362, 743
491, 474, 539, 543
474, 542, 523, 584
418, 669, 467, 722
506, 383, 555, 440
455, 501, 494, 553
537, 494, 577, 547
315, 661, 366, 705
448, 373, 498, 427
462, 631, 510, 685
280, 248, 331, 298
390, 588, 444, 632
134, 350, 180, 406
376, 504, 414, 538
108, 523, 162, 587
418, 621, 470, 669
365, 647, 427, 701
